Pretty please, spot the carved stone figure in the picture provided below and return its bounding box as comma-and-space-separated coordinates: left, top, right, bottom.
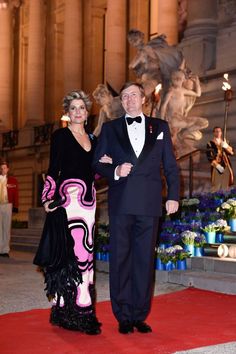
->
128, 29, 209, 157
128, 29, 183, 98
160, 69, 208, 156
92, 84, 125, 136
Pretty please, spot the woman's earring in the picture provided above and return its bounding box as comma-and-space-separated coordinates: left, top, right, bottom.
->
85, 119, 88, 125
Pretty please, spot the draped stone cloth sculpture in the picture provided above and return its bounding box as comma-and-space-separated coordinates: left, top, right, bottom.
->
127, 29, 208, 157
128, 30, 183, 107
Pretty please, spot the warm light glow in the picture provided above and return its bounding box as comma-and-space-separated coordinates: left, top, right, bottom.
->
223, 73, 229, 81
0, 1, 8, 9
222, 73, 231, 91
155, 84, 162, 95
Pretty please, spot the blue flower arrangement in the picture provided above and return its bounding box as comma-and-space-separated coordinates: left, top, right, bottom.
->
158, 188, 234, 249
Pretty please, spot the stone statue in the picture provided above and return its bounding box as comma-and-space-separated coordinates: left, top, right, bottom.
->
92, 84, 125, 136
128, 29, 183, 100
128, 29, 208, 157
160, 69, 208, 156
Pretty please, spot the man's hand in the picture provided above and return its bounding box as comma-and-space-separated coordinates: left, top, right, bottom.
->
116, 163, 133, 177
99, 154, 113, 164
166, 200, 179, 215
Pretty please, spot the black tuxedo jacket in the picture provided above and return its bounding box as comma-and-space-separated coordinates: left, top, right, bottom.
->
93, 115, 179, 216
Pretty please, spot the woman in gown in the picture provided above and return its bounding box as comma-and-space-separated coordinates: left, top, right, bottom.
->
40, 90, 111, 335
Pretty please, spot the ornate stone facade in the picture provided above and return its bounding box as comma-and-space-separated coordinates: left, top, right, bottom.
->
0, 0, 235, 219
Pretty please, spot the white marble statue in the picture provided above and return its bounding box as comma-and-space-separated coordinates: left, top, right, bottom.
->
160, 69, 208, 157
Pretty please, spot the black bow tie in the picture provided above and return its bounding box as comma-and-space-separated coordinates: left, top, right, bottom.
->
126, 116, 142, 125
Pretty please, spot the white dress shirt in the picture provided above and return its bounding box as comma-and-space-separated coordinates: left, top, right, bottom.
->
125, 113, 145, 157
114, 113, 145, 180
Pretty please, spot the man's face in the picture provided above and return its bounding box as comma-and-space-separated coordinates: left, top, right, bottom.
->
213, 128, 222, 139
0, 164, 9, 176
120, 85, 145, 117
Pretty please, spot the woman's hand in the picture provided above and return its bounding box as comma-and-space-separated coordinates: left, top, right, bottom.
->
44, 200, 57, 213
99, 154, 113, 164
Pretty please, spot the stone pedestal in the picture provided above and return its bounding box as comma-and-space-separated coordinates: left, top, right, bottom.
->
28, 207, 45, 229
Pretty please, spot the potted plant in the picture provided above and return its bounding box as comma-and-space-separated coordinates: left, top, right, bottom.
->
214, 218, 230, 242
194, 234, 206, 256
217, 198, 236, 232
173, 245, 190, 270
201, 223, 218, 244
181, 230, 197, 256
156, 247, 176, 271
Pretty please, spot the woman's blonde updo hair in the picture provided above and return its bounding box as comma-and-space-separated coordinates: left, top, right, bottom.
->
63, 90, 92, 113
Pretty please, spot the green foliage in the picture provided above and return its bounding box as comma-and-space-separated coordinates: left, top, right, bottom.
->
94, 222, 109, 252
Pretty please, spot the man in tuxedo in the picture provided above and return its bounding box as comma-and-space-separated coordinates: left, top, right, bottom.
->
93, 82, 179, 334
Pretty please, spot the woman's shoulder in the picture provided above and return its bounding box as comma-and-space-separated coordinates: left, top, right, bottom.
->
51, 127, 70, 141
52, 127, 68, 136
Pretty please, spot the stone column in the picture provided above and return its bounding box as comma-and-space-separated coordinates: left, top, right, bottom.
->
26, 0, 45, 126
154, 0, 178, 45
128, 0, 149, 81
105, 0, 127, 92
180, 0, 217, 74
0, 4, 13, 131
63, 0, 82, 93
184, 0, 217, 39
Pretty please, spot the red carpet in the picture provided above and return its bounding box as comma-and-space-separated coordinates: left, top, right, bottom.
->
1, 288, 236, 354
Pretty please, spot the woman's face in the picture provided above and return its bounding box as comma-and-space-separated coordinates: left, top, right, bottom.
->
68, 99, 88, 125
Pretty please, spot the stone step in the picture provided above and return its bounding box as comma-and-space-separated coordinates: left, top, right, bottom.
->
10, 242, 38, 253
191, 256, 236, 275
155, 256, 236, 295
11, 234, 41, 245
155, 269, 236, 295
11, 228, 42, 237
10, 228, 42, 252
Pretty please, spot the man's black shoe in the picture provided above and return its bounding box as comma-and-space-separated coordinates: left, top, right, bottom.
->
0, 253, 9, 258
118, 321, 134, 334
133, 321, 152, 333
